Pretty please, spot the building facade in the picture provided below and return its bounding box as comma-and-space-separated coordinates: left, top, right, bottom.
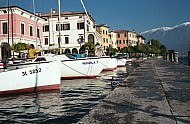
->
113, 30, 128, 50
137, 35, 145, 45
109, 31, 117, 49
113, 30, 140, 50
0, 6, 44, 47
0, 5, 145, 59
127, 31, 138, 46
96, 24, 110, 52
41, 11, 101, 54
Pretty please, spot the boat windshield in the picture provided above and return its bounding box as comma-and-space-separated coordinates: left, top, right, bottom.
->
65, 54, 76, 59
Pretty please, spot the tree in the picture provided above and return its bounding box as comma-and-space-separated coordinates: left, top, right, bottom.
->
147, 39, 161, 48
106, 46, 118, 56
12, 42, 30, 53
160, 45, 168, 55
121, 46, 134, 58
79, 42, 96, 56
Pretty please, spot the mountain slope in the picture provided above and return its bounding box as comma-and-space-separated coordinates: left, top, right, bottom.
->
141, 22, 190, 53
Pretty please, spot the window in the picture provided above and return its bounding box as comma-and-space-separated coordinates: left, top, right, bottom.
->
3, 10, 7, 13
117, 34, 120, 38
87, 24, 89, 31
65, 37, 69, 44
57, 23, 70, 31
103, 30, 105, 35
63, 23, 70, 30
37, 27, 40, 38
77, 22, 84, 29
56, 24, 59, 31
106, 38, 108, 43
43, 25, 49, 32
103, 38, 105, 43
30, 25, 33, 36
124, 33, 127, 37
45, 38, 48, 45
21, 23, 25, 35
123, 40, 125, 44
2, 22, 8, 34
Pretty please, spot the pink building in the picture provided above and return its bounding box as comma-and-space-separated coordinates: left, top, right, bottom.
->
0, 6, 44, 48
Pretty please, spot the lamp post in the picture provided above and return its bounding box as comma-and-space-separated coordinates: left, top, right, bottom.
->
7, 0, 9, 44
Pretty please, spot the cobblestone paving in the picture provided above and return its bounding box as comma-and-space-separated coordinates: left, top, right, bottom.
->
78, 59, 190, 124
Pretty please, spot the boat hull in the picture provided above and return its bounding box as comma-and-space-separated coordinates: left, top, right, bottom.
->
60, 58, 104, 79
117, 58, 127, 67
0, 61, 61, 95
98, 57, 117, 71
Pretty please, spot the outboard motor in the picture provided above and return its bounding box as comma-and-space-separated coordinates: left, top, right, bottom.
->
1, 42, 11, 65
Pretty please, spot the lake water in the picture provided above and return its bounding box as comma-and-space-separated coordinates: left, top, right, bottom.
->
0, 63, 137, 124
179, 57, 188, 66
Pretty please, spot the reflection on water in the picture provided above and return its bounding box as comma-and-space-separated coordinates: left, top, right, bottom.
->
0, 64, 137, 124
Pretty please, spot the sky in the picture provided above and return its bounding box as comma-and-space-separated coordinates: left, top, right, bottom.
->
0, 0, 190, 33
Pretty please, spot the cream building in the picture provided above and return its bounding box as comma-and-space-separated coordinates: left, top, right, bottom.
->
109, 31, 117, 49
137, 35, 145, 45
128, 31, 138, 46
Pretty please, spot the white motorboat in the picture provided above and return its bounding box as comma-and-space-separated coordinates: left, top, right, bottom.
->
94, 46, 117, 71
117, 58, 127, 67
115, 53, 129, 67
0, 60, 62, 95
35, 54, 104, 80
92, 56, 117, 71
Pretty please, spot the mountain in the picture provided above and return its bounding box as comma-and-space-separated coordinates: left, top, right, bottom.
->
141, 22, 190, 54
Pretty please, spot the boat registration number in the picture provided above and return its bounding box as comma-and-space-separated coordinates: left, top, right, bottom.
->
82, 61, 98, 65
22, 68, 42, 76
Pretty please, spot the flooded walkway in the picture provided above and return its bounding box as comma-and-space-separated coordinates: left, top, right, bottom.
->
78, 59, 190, 124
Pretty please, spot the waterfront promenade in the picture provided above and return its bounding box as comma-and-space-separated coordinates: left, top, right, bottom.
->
78, 58, 190, 124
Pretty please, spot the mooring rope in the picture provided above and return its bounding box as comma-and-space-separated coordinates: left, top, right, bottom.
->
61, 61, 91, 76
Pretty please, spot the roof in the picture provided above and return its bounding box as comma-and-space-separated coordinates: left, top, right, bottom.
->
41, 11, 95, 22
137, 35, 146, 40
112, 29, 129, 33
0, 6, 44, 19
95, 24, 110, 28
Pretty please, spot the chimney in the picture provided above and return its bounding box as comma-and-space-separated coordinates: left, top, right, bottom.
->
52, 9, 56, 14
35, 12, 41, 16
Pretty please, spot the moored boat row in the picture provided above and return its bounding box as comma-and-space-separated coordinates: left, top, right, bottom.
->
0, 53, 129, 95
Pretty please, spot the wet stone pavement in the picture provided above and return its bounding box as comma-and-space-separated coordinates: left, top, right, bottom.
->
78, 59, 190, 124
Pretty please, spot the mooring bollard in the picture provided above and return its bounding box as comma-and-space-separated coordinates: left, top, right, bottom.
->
188, 51, 190, 66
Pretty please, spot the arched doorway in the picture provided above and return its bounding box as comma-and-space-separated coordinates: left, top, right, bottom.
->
88, 34, 95, 44
72, 48, 78, 54
64, 49, 71, 54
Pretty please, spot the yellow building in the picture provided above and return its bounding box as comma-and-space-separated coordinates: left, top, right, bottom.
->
96, 24, 110, 52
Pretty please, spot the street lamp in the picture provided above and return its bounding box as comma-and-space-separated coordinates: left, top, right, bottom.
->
77, 35, 84, 47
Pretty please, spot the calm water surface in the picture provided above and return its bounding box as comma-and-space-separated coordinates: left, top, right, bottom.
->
0, 64, 137, 124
